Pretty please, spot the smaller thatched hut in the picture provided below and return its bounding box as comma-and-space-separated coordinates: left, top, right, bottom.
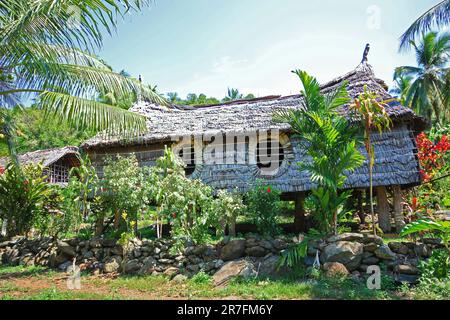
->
0, 146, 80, 185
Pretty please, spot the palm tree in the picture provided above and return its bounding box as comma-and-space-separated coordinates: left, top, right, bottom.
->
389, 74, 413, 107
350, 86, 392, 235
394, 32, 449, 124
275, 71, 365, 235
223, 88, 243, 102
0, 0, 166, 162
399, 0, 450, 51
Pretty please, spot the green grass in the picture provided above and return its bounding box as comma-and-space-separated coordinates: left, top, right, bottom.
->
1, 264, 448, 300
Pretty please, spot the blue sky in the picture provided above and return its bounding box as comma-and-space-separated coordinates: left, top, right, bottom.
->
99, 0, 440, 99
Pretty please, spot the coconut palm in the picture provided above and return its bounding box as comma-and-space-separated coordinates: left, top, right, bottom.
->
394, 32, 450, 124
399, 0, 450, 51
0, 0, 166, 162
389, 74, 413, 107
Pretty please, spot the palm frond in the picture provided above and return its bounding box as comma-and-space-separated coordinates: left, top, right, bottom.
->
399, 0, 450, 51
38, 90, 147, 134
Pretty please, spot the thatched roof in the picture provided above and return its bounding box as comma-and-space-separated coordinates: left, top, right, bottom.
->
0, 146, 80, 168
82, 61, 426, 150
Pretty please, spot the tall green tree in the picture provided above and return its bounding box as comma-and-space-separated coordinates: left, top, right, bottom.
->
389, 74, 413, 107
275, 70, 364, 235
399, 0, 450, 51
394, 32, 449, 124
0, 0, 166, 163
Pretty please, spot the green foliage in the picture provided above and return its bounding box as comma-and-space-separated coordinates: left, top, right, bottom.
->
400, 219, 450, 251
419, 249, 450, 280
0, 163, 51, 237
1, 0, 166, 139
278, 229, 323, 269
98, 155, 154, 234
190, 271, 212, 284
275, 70, 364, 235
0, 107, 96, 156
395, 31, 450, 124
212, 189, 246, 237
152, 148, 221, 247
245, 182, 281, 236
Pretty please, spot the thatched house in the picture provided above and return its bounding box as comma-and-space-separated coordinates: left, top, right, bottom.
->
0, 146, 80, 185
82, 52, 426, 232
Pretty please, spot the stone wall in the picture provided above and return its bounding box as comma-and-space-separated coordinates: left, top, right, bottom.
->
0, 232, 443, 285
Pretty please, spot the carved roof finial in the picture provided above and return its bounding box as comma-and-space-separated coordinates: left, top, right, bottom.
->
361, 43, 370, 64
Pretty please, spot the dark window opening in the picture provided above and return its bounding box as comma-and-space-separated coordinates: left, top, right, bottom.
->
178, 144, 196, 176
256, 139, 285, 171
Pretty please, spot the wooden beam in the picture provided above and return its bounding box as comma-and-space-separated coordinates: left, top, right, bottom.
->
376, 186, 391, 233
294, 193, 306, 232
393, 185, 406, 233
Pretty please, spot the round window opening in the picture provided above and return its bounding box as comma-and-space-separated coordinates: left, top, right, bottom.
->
256, 139, 285, 175
177, 143, 196, 176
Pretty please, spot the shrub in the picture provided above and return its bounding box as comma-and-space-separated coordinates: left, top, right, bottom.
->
152, 148, 220, 247
212, 189, 246, 237
97, 155, 155, 236
246, 182, 281, 236
0, 163, 51, 237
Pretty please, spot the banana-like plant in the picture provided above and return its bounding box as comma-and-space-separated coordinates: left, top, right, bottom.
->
0, 0, 167, 164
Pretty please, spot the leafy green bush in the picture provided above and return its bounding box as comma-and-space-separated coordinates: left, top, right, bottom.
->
419, 249, 449, 280
0, 163, 51, 237
190, 271, 212, 284
212, 189, 246, 237
246, 182, 281, 236
152, 149, 219, 246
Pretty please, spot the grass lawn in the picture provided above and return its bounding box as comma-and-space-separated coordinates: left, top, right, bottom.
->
2, 264, 445, 300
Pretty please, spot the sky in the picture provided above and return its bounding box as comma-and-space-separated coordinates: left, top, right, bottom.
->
98, 0, 441, 99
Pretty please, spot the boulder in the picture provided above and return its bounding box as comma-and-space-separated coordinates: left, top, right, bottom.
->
327, 233, 364, 243
213, 259, 256, 287
58, 260, 72, 271
388, 242, 409, 255
219, 239, 246, 261
255, 254, 284, 277
395, 273, 419, 285
363, 243, 379, 253
124, 259, 141, 274
414, 244, 431, 258
362, 234, 384, 245
172, 274, 188, 283
394, 264, 420, 275
164, 267, 179, 278
374, 245, 397, 260
362, 256, 380, 265
323, 262, 349, 277
321, 241, 363, 271
57, 241, 76, 258
103, 256, 122, 273
245, 246, 266, 257
138, 256, 157, 275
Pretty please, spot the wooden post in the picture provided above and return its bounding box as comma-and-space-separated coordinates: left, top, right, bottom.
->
294, 193, 306, 232
393, 185, 406, 233
376, 186, 391, 233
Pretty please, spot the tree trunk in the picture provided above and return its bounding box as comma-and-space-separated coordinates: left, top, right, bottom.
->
369, 163, 376, 235
376, 186, 391, 233
294, 193, 306, 233
94, 214, 104, 236
357, 190, 366, 225
229, 217, 236, 237
393, 185, 406, 233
